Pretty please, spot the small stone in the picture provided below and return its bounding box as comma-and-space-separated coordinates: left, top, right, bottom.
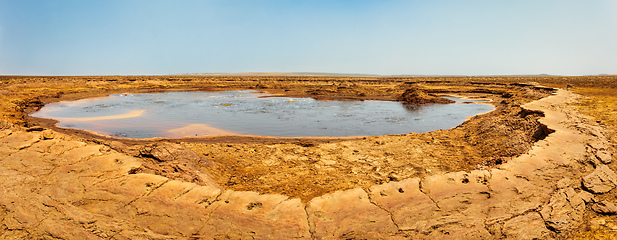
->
42, 130, 55, 140
387, 172, 400, 181
592, 201, 617, 215
596, 151, 612, 164
582, 164, 617, 194
100, 145, 111, 153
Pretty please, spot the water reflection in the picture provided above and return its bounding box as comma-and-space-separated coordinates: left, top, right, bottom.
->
402, 104, 425, 112
31, 91, 494, 139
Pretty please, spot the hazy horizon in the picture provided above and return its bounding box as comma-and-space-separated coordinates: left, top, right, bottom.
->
1, 71, 613, 78
1, 1, 616, 76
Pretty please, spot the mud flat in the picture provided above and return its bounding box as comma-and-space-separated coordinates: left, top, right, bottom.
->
0, 75, 615, 239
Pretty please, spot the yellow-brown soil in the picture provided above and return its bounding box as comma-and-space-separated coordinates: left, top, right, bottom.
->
549, 84, 617, 240
5, 76, 554, 201
1, 75, 616, 238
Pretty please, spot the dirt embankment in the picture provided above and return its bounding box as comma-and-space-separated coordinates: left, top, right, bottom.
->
1, 75, 554, 201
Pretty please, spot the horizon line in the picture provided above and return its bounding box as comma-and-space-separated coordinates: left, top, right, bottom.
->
1, 72, 615, 78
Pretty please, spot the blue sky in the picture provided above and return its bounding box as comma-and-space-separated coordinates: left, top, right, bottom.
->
1, 0, 615, 76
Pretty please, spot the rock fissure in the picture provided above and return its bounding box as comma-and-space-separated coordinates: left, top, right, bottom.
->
90, 175, 127, 186
172, 185, 197, 201
303, 202, 316, 240
40, 202, 61, 215
417, 180, 441, 210
121, 197, 140, 209
201, 191, 226, 227
143, 179, 170, 197
43, 166, 58, 176
120, 179, 172, 210
190, 225, 206, 239
366, 191, 401, 230
106, 229, 122, 240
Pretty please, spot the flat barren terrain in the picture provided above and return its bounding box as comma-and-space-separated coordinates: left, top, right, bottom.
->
1, 75, 616, 239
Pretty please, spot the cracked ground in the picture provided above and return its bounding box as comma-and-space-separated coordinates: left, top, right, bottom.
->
1, 75, 616, 239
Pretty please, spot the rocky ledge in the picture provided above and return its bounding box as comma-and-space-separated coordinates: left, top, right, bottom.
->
0, 88, 615, 239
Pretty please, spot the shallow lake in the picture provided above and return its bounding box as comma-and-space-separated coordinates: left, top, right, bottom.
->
31, 91, 494, 138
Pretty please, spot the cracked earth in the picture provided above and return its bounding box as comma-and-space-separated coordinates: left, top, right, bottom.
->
1, 76, 616, 239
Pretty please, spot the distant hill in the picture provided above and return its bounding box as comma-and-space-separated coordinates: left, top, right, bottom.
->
175, 72, 567, 78
176, 72, 383, 77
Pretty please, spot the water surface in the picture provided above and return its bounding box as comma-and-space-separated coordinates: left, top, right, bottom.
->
32, 91, 494, 138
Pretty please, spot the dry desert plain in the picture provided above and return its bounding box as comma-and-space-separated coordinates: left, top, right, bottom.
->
0, 75, 616, 239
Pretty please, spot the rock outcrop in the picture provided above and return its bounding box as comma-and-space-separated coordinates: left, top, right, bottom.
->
582, 164, 617, 194
592, 201, 617, 215
397, 86, 455, 104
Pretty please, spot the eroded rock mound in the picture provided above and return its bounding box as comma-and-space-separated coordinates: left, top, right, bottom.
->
397, 86, 455, 104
